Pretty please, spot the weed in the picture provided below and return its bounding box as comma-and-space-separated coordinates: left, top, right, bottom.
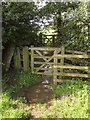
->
2, 92, 28, 118
2, 70, 42, 118
40, 79, 89, 118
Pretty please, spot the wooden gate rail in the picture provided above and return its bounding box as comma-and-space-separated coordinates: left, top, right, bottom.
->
53, 65, 89, 70
55, 54, 90, 58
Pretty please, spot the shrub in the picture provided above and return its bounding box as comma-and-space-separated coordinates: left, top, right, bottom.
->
2, 70, 42, 118
2, 92, 28, 118
40, 79, 89, 118
3, 70, 42, 94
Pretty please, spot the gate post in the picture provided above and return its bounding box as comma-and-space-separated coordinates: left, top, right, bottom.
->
23, 46, 29, 71
31, 45, 34, 73
14, 47, 21, 69
59, 46, 65, 83
53, 50, 58, 84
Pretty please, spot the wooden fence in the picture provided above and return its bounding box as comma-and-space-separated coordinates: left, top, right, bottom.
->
53, 47, 90, 84
13, 46, 90, 84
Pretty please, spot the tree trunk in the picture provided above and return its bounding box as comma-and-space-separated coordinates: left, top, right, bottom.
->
2, 42, 15, 71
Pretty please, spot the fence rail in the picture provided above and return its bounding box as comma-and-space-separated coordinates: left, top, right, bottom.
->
55, 54, 90, 58
13, 45, 90, 84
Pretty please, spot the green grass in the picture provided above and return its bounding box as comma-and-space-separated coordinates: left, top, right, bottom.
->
3, 70, 42, 94
2, 70, 42, 118
2, 70, 89, 118
2, 92, 28, 118
40, 79, 89, 118
12, 70, 42, 94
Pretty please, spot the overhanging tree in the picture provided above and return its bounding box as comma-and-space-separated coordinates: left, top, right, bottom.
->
2, 2, 39, 47
2, 2, 40, 71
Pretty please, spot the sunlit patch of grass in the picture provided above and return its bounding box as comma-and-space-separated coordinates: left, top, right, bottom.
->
40, 79, 89, 118
2, 92, 28, 118
2, 70, 89, 118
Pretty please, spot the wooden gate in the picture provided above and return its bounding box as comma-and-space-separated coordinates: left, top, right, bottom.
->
13, 45, 90, 84
30, 45, 90, 84
30, 45, 61, 75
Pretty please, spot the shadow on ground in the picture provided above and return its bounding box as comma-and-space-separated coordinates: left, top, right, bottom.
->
17, 76, 53, 104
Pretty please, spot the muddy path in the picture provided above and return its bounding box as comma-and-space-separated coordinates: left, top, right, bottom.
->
16, 73, 54, 118
17, 76, 53, 104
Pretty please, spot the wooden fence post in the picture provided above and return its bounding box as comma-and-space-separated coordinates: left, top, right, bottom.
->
53, 50, 58, 84
31, 45, 34, 73
59, 46, 65, 83
23, 46, 29, 71
14, 47, 21, 69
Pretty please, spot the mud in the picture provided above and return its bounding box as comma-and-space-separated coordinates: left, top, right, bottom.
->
17, 77, 53, 103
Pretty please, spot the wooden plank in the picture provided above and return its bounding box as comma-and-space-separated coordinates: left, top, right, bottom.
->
55, 54, 90, 58
23, 46, 29, 71
34, 67, 53, 70
53, 50, 58, 84
34, 72, 53, 75
66, 50, 87, 55
59, 46, 65, 82
29, 47, 61, 51
34, 62, 54, 65
54, 65, 89, 70
33, 72, 90, 78
17, 47, 22, 69
34, 55, 50, 59
14, 47, 21, 69
31, 45, 34, 73
56, 72, 90, 78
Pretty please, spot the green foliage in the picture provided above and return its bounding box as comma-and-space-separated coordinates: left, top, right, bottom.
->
39, 2, 89, 52
64, 2, 89, 52
2, 2, 89, 51
50, 79, 88, 96
2, 70, 89, 118
2, 92, 28, 118
3, 70, 42, 94
2, 70, 42, 118
12, 70, 42, 93
18, 97, 27, 104
2, 2, 39, 46
40, 79, 89, 118
18, 70, 42, 86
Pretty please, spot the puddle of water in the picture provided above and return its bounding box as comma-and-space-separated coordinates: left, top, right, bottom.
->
42, 79, 49, 84
17, 77, 53, 103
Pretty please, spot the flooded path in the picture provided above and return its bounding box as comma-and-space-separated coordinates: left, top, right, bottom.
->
17, 76, 53, 103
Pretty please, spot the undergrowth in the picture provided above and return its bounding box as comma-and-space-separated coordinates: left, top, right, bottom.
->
40, 79, 89, 118
2, 70, 42, 118
2, 92, 28, 118
2, 70, 89, 118
3, 70, 42, 94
